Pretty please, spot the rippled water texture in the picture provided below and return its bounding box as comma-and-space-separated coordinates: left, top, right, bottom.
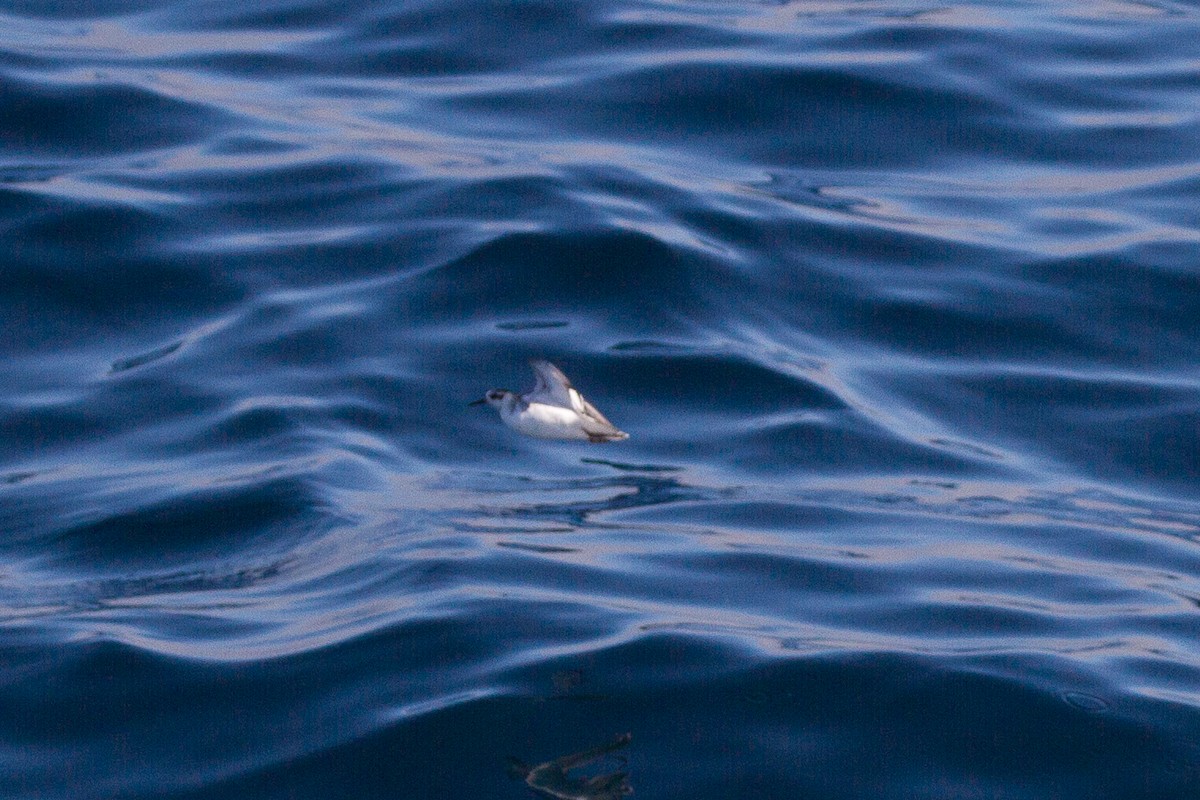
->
2, 0, 1199, 797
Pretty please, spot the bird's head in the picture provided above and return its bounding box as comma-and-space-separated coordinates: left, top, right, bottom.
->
469, 389, 513, 410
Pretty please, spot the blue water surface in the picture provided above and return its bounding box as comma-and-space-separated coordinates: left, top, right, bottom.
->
2, 0, 1200, 797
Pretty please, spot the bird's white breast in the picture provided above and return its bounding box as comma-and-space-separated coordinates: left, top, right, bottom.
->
502, 402, 590, 440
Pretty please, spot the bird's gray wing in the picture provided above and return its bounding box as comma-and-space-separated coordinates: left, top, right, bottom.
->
575, 392, 622, 434
530, 360, 627, 439
528, 359, 575, 407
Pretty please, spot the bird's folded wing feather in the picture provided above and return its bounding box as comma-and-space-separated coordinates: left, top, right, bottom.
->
574, 391, 622, 434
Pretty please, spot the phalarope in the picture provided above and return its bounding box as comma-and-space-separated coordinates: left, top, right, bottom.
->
471, 360, 629, 443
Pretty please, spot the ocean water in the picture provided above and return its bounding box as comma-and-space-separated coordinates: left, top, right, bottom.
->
2, 0, 1199, 797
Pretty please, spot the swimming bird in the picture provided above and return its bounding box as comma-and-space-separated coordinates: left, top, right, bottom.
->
471, 360, 629, 443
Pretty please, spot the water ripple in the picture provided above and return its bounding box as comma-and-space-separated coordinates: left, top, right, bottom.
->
3, 0, 1200, 797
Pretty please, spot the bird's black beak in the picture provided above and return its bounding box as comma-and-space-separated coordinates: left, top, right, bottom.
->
468, 397, 487, 407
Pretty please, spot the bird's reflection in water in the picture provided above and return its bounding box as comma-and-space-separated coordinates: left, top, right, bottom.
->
508, 733, 632, 799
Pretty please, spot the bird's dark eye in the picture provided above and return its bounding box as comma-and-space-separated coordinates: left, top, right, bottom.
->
488, 391, 503, 400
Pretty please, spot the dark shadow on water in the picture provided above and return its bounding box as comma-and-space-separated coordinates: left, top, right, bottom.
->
497, 320, 571, 331
108, 339, 185, 374
458, 468, 719, 531
579, 458, 682, 473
